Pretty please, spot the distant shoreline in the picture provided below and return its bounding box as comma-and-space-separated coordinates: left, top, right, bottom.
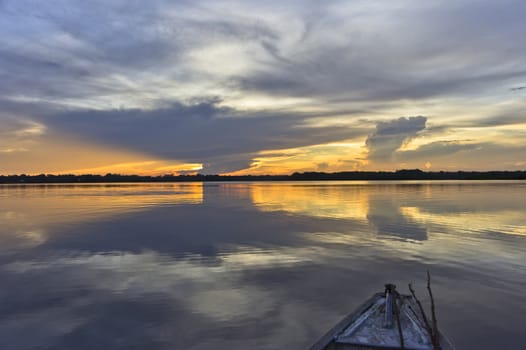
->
1, 169, 525, 183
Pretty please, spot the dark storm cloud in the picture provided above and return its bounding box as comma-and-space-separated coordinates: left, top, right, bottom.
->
38, 100, 366, 173
365, 116, 427, 162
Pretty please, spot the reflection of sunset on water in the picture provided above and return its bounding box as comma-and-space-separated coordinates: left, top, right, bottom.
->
400, 206, 526, 237
249, 182, 526, 265
0, 182, 525, 350
250, 182, 370, 221
0, 183, 203, 248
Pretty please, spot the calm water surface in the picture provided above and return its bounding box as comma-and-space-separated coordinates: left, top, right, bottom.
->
1, 182, 525, 349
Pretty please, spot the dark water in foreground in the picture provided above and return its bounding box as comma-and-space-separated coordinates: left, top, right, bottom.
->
1, 181, 525, 350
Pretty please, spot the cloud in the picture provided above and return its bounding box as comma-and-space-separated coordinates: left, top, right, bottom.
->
0, 116, 46, 139
0, 116, 47, 158
365, 116, 427, 162
393, 140, 526, 170
476, 112, 526, 127
34, 100, 366, 174
1, 0, 525, 110
396, 140, 481, 160
201, 155, 255, 175
236, 1, 526, 103
316, 162, 329, 171
0, 0, 281, 109
1, 1, 526, 173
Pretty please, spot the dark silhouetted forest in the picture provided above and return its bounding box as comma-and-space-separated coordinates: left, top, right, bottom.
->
1, 169, 525, 183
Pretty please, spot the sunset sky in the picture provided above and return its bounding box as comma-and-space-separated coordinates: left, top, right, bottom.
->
1, 0, 525, 175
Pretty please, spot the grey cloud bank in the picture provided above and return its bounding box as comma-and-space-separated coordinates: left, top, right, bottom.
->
40, 101, 366, 174
1, 0, 525, 172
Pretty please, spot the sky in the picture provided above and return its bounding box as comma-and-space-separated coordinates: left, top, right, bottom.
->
0, 0, 525, 175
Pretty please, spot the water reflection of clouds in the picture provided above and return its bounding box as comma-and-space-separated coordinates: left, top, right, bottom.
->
1, 248, 315, 349
250, 183, 429, 241
8, 244, 495, 350
248, 183, 525, 269
251, 183, 369, 221
35, 199, 352, 257
0, 183, 203, 251
402, 206, 526, 237
1, 183, 525, 350
250, 182, 526, 240
366, 199, 428, 241
4, 249, 305, 320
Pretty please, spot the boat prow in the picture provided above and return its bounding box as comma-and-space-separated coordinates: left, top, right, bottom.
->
309, 284, 455, 350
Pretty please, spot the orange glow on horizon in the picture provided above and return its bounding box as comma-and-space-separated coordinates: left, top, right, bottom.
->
62, 161, 203, 176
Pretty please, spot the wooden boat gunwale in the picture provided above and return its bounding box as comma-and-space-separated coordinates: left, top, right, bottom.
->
308, 289, 455, 350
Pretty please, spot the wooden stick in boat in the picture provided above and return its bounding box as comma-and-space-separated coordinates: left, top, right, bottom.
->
408, 282, 434, 344
426, 270, 440, 350
409, 273, 441, 350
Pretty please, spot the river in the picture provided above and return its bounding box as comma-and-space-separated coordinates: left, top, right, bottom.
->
1, 181, 525, 349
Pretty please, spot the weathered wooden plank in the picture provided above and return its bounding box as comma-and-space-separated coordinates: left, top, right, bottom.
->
308, 293, 383, 350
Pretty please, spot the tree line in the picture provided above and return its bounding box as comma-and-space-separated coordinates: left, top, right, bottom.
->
1, 169, 525, 183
